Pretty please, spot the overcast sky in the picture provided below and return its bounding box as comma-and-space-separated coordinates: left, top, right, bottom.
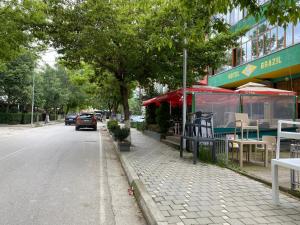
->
38, 47, 59, 68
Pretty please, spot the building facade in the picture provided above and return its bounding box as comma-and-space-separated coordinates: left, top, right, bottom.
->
208, 1, 300, 117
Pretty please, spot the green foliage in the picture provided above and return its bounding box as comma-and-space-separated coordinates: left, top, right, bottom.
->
155, 102, 170, 134
0, 52, 36, 112
131, 121, 147, 131
0, 0, 46, 64
107, 120, 120, 133
146, 104, 157, 125
129, 97, 142, 115
0, 113, 42, 124
114, 127, 130, 142
199, 146, 213, 163
136, 122, 147, 132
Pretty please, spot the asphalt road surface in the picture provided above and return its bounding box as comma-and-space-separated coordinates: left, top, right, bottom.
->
0, 123, 145, 225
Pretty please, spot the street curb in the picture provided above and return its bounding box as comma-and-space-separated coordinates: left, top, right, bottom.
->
107, 131, 167, 225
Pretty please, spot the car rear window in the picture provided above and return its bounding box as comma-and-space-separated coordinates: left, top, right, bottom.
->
80, 114, 93, 119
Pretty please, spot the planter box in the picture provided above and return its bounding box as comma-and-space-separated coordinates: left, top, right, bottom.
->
118, 141, 131, 151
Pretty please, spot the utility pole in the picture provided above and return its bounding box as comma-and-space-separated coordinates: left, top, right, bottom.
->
182, 23, 187, 148
31, 72, 35, 127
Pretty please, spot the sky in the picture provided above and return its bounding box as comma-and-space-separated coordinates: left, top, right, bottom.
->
38, 47, 59, 68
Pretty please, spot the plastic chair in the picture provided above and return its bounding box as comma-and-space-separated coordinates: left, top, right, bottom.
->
234, 113, 259, 140
256, 136, 276, 161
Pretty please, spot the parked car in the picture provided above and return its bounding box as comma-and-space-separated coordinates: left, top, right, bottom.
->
130, 115, 145, 122
65, 114, 77, 125
95, 113, 103, 122
75, 113, 97, 131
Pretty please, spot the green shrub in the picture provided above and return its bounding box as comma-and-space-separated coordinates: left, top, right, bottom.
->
199, 145, 213, 163
146, 103, 156, 125
130, 122, 137, 128
136, 122, 146, 131
107, 120, 119, 133
114, 127, 130, 142
155, 102, 170, 134
0, 113, 42, 124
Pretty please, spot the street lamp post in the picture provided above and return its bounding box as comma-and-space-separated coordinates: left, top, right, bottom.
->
31, 72, 35, 126
182, 24, 187, 148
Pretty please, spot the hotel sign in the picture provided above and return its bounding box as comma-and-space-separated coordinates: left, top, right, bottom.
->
209, 44, 300, 87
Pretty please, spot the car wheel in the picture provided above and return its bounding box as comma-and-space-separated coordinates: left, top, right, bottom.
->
65, 122, 68, 125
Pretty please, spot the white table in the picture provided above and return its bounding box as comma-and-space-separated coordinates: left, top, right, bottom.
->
272, 120, 300, 204
229, 139, 267, 168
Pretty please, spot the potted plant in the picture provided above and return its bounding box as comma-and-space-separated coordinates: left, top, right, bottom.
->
114, 127, 131, 151
107, 120, 120, 138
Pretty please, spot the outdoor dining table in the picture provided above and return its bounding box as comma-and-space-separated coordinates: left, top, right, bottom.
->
228, 139, 268, 168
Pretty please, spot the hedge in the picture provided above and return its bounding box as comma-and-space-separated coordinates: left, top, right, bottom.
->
0, 113, 45, 124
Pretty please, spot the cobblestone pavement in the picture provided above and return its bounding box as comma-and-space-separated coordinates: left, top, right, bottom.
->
125, 129, 300, 225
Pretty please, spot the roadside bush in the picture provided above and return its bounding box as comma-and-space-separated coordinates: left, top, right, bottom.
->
199, 145, 213, 163
136, 122, 146, 132
0, 113, 42, 124
107, 120, 119, 133
130, 122, 137, 128
155, 102, 170, 134
114, 127, 130, 142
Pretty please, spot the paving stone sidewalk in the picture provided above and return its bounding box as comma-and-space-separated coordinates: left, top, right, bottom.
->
124, 129, 300, 225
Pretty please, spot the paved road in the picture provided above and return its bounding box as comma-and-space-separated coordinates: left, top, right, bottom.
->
0, 123, 145, 225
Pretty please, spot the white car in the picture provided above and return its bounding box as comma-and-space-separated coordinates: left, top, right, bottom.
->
130, 115, 145, 122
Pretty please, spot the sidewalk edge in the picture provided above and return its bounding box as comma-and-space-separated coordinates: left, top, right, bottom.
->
109, 132, 167, 225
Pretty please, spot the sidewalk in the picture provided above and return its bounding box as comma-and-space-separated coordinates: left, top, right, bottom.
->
122, 129, 300, 225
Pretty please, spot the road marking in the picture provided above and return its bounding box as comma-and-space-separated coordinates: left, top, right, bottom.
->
99, 130, 106, 224
0, 146, 28, 162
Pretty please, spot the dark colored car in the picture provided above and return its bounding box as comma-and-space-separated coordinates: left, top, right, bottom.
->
75, 113, 97, 131
65, 114, 77, 125
95, 113, 103, 122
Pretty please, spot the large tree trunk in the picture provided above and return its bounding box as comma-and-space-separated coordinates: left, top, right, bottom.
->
119, 80, 130, 121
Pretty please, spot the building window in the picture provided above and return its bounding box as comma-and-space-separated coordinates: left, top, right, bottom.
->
270, 27, 277, 52
286, 23, 293, 47
258, 34, 264, 57
277, 26, 285, 49
246, 41, 252, 61
263, 31, 271, 54
236, 47, 242, 66
294, 22, 300, 43
251, 38, 258, 60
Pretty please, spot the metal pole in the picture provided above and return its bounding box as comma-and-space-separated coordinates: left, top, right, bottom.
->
182, 30, 187, 148
31, 72, 35, 127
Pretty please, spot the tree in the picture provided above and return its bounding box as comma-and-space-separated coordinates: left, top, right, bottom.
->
0, 52, 37, 112
0, 0, 46, 65
45, 0, 300, 122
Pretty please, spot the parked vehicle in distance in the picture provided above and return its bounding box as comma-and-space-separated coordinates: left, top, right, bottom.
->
75, 113, 97, 131
130, 115, 145, 122
65, 114, 77, 125
95, 113, 103, 122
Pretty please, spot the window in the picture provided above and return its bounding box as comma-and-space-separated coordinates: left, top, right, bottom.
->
242, 43, 247, 63
286, 23, 293, 47
236, 47, 242, 66
258, 35, 264, 57
277, 26, 285, 49
294, 22, 300, 43
246, 41, 252, 62
251, 38, 258, 60
258, 21, 268, 34
270, 27, 277, 52
263, 31, 271, 54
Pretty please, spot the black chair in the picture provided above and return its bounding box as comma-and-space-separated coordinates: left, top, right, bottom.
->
180, 112, 216, 164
